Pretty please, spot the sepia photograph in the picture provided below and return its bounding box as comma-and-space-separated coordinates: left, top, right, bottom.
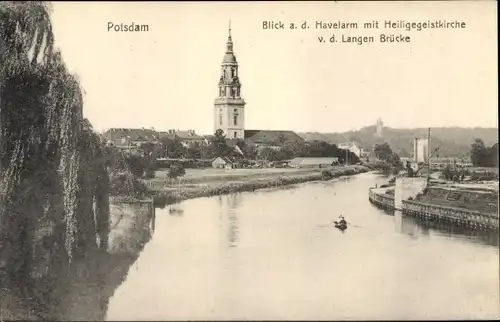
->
0, 1, 498, 320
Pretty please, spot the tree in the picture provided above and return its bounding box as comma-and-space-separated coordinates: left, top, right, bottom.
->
151, 144, 166, 160
160, 136, 186, 158
470, 139, 498, 167
125, 155, 145, 177
284, 141, 309, 157
373, 143, 394, 162
185, 142, 202, 159
258, 147, 277, 162
341, 150, 361, 165
236, 139, 257, 160
212, 129, 230, 157
305, 140, 340, 158
276, 145, 295, 161
200, 143, 215, 159
141, 154, 156, 178
139, 142, 156, 156
0, 3, 114, 313
168, 163, 186, 180
470, 139, 487, 166
387, 152, 402, 167
487, 143, 498, 167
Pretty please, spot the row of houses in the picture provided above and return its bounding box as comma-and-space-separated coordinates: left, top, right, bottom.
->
101, 127, 307, 156
212, 156, 341, 169
102, 128, 206, 150
102, 127, 367, 155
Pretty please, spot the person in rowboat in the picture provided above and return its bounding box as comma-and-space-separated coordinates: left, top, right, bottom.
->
338, 215, 347, 226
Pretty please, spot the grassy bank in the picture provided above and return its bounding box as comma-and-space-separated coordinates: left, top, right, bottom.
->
414, 186, 499, 215
148, 165, 369, 206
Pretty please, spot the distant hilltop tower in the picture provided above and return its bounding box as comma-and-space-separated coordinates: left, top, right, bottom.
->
214, 20, 246, 139
376, 117, 383, 137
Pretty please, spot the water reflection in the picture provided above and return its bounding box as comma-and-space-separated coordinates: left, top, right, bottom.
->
218, 193, 241, 248
406, 216, 499, 247
44, 201, 158, 321
390, 208, 499, 247
168, 206, 184, 216
150, 206, 156, 235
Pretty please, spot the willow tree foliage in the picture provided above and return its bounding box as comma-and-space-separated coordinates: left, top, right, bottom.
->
0, 1, 110, 299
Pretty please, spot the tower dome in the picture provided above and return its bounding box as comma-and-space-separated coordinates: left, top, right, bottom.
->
223, 52, 237, 64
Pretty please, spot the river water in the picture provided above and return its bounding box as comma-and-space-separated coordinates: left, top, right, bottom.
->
106, 172, 499, 320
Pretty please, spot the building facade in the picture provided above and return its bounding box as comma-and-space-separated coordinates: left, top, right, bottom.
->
214, 22, 246, 140
103, 128, 161, 151
338, 142, 363, 157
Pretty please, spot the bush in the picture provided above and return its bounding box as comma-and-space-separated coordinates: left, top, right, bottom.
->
321, 170, 334, 180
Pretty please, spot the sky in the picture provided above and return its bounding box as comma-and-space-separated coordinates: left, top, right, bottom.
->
50, 1, 498, 134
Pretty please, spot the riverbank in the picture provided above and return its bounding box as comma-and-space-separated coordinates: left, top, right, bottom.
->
368, 182, 499, 231
146, 165, 369, 206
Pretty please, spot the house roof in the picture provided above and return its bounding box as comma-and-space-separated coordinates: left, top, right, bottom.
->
213, 156, 235, 164
289, 157, 339, 165
103, 128, 160, 142
244, 130, 304, 144
104, 128, 204, 143
159, 131, 204, 141
338, 142, 360, 148
174, 131, 205, 140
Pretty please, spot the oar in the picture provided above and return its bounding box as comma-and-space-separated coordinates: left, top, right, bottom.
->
347, 221, 362, 228
317, 220, 339, 228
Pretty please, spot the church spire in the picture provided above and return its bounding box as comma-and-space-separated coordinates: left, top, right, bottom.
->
215, 21, 245, 140
226, 20, 233, 53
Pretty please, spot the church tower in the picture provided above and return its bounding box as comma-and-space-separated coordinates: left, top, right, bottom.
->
376, 117, 383, 137
214, 21, 246, 139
